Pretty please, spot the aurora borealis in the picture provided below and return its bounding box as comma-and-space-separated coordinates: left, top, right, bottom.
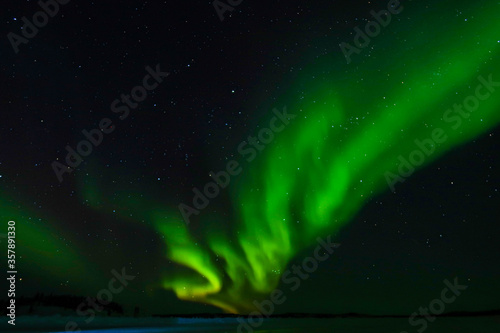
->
1, 0, 500, 323
147, 0, 500, 313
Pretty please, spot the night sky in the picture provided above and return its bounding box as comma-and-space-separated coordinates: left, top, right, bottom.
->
1, 0, 499, 316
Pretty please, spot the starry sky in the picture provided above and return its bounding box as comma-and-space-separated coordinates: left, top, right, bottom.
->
0, 0, 499, 316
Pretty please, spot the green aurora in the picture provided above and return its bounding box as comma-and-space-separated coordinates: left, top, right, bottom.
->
148, 2, 500, 313
0, 193, 90, 288
4, 0, 499, 315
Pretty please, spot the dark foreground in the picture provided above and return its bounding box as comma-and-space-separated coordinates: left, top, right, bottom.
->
2, 316, 500, 333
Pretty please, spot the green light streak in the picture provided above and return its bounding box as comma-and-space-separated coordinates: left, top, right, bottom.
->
80, 1, 500, 313
0, 194, 88, 284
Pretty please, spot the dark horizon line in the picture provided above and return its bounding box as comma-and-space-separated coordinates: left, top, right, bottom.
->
4, 294, 498, 319
152, 309, 500, 318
